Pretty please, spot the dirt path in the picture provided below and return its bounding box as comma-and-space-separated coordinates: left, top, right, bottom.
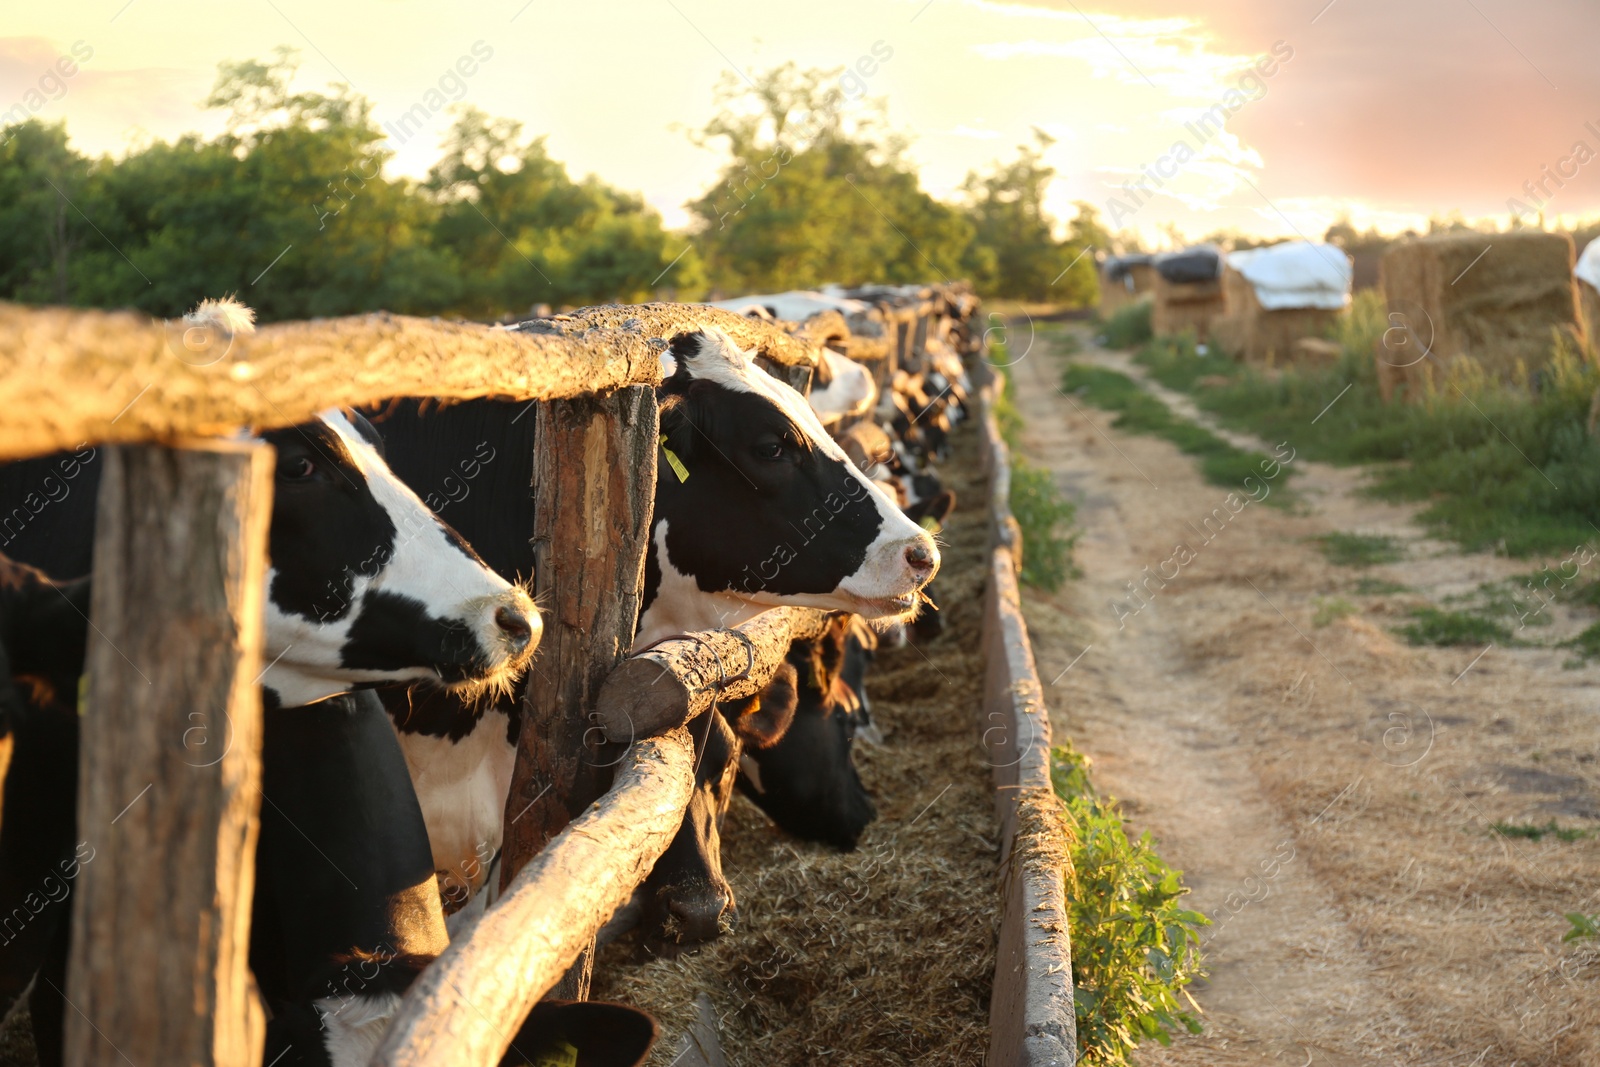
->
1009, 325, 1600, 1066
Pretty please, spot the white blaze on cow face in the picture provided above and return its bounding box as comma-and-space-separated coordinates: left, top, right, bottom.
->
260, 410, 539, 708
638, 328, 937, 647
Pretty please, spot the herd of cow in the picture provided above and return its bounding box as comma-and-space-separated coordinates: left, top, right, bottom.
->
0, 284, 979, 1066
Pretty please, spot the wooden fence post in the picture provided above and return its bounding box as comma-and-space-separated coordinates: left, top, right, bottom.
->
66, 440, 272, 1067
501, 386, 658, 998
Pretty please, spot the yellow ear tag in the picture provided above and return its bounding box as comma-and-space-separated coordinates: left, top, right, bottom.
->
529, 1039, 579, 1067
660, 434, 690, 483
919, 515, 942, 534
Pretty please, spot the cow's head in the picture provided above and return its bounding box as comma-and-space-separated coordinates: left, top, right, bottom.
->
739, 616, 877, 850
639, 328, 937, 645
807, 348, 878, 429
259, 410, 539, 708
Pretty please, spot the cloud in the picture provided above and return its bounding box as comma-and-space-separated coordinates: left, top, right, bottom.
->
1000, 0, 1600, 220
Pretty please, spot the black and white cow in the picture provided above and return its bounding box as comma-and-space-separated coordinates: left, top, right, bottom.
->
253, 691, 655, 1067
0, 412, 540, 711
0, 299, 549, 1062
370, 325, 941, 943
737, 614, 877, 850
0, 558, 90, 1059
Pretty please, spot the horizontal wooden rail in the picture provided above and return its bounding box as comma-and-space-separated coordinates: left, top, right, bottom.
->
371, 729, 696, 1067
594, 608, 831, 742
0, 302, 816, 462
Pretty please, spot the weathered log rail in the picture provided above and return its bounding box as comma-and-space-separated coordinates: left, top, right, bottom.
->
0, 286, 976, 1066
0, 302, 816, 462
970, 355, 1078, 1066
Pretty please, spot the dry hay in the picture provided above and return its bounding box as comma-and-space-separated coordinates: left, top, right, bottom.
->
1379, 230, 1581, 384
592, 424, 999, 1065
1152, 276, 1224, 342
1148, 542, 1600, 1064
1100, 263, 1157, 317
1213, 265, 1343, 366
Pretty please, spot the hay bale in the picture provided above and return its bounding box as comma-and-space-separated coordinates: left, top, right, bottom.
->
1374, 334, 1430, 404
1150, 247, 1224, 340
1099, 256, 1155, 317
1152, 276, 1223, 339
1292, 337, 1344, 364
1576, 236, 1600, 349
1379, 230, 1580, 382
1214, 242, 1351, 365
1581, 280, 1600, 349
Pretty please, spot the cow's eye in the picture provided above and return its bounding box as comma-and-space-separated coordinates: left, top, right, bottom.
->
282, 456, 317, 480
753, 439, 784, 461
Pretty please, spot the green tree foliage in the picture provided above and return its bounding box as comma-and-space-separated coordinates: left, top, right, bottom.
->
686, 64, 971, 293
960, 131, 1102, 303
0, 50, 691, 320
1, 55, 1103, 317
685, 66, 1100, 303
427, 107, 701, 313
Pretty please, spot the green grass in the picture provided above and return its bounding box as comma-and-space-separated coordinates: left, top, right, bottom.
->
1490, 820, 1590, 842
1354, 576, 1410, 595
1565, 621, 1600, 663
1129, 290, 1600, 557
992, 341, 1024, 451
1316, 532, 1405, 567
1052, 743, 1207, 1065
993, 359, 1078, 591
1062, 363, 1294, 498
1098, 299, 1152, 350
1011, 461, 1079, 592
1313, 596, 1357, 627
1395, 607, 1512, 646
1566, 913, 1600, 942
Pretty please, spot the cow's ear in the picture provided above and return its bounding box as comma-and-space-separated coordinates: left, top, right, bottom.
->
656, 390, 702, 467
666, 329, 707, 366
729, 662, 798, 750
342, 408, 387, 458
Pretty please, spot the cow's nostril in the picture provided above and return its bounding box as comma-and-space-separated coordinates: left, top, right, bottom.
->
494, 605, 535, 650
666, 889, 731, 943
904, 541, 935, 578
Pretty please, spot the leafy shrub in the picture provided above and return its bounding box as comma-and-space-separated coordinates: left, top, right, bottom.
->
1011, 462, 1078, 591
1099, 300, 1153, 350
1051, 744, 1207, 1064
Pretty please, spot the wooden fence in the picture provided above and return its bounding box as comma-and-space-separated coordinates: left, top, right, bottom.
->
0, 280, 1073, 1066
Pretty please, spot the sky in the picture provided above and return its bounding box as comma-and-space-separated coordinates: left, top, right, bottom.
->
4, 0, 1599, 249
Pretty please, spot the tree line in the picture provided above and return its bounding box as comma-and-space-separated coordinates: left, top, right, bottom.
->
0, 54, 1104, 322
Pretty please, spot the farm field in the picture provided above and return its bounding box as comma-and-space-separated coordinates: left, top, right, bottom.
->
1014, 323, 1600, 1066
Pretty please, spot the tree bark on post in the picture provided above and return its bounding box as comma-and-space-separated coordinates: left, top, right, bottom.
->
66, 440, 272, 1067
501, 386, 658, 999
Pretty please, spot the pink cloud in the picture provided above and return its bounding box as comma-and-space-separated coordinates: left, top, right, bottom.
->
1011, 0, 1600, 219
